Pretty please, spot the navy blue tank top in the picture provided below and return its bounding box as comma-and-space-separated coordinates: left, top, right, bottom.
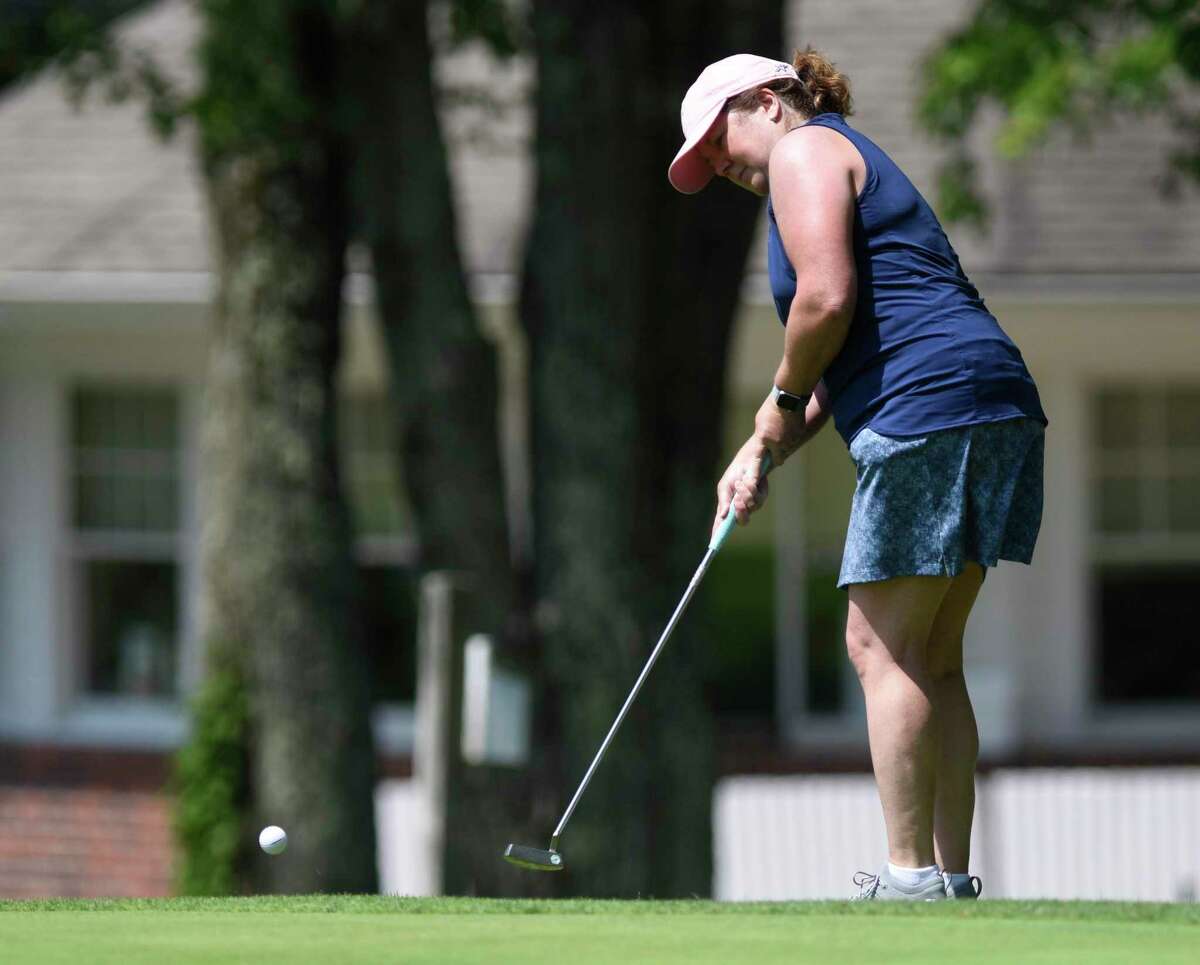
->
766, 113, 1046, 445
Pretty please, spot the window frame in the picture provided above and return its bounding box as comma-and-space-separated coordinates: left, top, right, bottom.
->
1089, 381, 1200, 710
66, 383, 184, 699
58, 381, 193, 745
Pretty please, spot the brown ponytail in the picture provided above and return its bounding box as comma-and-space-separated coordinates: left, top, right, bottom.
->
726, 47, 853, 118
791, 47, 853, 116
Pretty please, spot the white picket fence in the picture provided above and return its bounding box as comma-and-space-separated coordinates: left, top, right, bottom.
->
714, 768, 1200, 902
375, 767, 1200, 901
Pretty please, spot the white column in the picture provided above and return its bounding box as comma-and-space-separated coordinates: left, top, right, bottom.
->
0, 379, 65, 734
1018, 376, 1090, 744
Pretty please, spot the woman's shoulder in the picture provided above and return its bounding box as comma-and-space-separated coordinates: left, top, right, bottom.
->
772, 120, 856, 167
771, 119, 866, 197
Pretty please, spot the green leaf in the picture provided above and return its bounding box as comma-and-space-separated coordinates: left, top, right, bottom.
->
916, 0, 1200, 226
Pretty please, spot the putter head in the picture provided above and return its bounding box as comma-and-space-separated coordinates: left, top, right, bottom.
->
503, 843, 565, 872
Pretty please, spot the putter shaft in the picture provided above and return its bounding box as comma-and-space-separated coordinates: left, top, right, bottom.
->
525, 453, 772, 864
550, 542, 719, 849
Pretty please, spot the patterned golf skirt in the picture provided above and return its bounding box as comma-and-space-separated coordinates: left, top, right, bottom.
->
837, 417, 1045, 589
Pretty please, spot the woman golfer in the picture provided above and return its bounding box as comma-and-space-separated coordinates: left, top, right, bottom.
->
670, 51, 1047, 900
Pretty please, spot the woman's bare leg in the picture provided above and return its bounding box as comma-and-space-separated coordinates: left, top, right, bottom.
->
846, 575, 953, 868
926, 563, 985, 873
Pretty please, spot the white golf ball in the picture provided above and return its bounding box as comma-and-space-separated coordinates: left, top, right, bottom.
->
259, 825, 288, 855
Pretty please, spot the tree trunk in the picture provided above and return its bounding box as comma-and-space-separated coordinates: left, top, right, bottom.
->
521, 0, 783, 896
344, 1, 532, 895
196, 3, 376, 894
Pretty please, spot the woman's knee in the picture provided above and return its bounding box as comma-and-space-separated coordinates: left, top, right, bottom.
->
845, 575, 951, 681
844, 615, 927, 681
844, 625, 875, 681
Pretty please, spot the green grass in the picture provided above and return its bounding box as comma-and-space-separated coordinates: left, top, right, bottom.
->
2, 896, 1197, 964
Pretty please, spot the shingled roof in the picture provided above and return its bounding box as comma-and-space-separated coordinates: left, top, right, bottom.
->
796, 0, 1200, 273
0, 1, 206, 273
0, 0, 1196, 285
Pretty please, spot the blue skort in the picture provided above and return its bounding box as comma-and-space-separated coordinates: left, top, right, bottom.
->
838, 417, 1045, 589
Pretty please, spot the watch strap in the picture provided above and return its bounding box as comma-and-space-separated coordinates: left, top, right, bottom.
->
771, 384, 811, 412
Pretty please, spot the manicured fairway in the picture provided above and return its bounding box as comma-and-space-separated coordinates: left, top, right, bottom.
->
2, 896, 1197, 964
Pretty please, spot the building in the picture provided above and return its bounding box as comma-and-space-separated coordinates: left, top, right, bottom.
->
1, 0, 1198, 899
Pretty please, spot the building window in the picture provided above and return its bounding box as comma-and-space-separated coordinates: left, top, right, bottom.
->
71, 387, 180, 698
1091, 384, 1200, 704
340, 395, 418, 705
67, 389, 419, 708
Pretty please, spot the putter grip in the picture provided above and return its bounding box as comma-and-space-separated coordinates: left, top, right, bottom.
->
709, 452, 774, 552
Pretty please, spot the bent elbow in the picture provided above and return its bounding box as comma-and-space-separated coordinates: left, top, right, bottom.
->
790, 287, 855, 329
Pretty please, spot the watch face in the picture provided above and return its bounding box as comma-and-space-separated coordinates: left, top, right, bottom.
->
775, 390, 801, 410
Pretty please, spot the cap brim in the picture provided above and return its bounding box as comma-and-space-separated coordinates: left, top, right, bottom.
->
668, 101, 723, 194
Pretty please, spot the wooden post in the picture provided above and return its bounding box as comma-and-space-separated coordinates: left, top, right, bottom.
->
412, 571, 466, 895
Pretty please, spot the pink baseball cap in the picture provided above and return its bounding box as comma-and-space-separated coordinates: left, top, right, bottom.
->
668, 54, 799, 194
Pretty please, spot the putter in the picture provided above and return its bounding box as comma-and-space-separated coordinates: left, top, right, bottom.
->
503, 454, 772, 872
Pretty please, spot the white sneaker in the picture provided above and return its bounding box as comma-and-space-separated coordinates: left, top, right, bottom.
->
852, 865, 947, 901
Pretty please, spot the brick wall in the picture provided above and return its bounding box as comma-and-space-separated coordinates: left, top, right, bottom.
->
0, 787, 174, 898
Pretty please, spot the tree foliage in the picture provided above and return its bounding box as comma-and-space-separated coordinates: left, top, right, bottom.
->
919, 0, 1200, 226
0, 0, 187, 137
442, 0, 521, 57
0, 0, 149, 89
171, 667, 250, 895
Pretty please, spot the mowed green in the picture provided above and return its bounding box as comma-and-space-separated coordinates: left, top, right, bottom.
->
2, 896, 1197, 964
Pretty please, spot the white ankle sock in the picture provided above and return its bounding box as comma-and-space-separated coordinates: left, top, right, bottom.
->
887, 862, 940, 886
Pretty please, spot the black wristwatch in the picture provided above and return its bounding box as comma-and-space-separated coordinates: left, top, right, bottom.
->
771, 384, 811, 412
